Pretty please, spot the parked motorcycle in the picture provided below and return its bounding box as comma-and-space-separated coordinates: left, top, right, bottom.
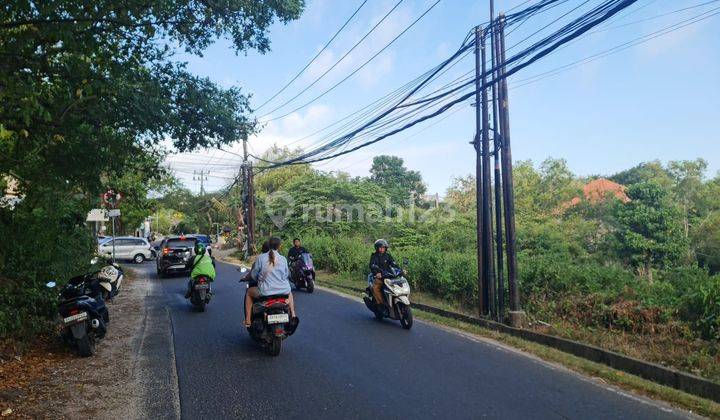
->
363, 262, 413, 329
46, 276, 109, 357
188, 275, 212, 311
238, 267, 297, 356
290, 252, 315, 293
91, 256, 123, 300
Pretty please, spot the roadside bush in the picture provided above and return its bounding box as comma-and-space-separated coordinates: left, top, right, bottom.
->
678, 274, 720, 341
0, 193, 95, 340
300, 234, 368, 274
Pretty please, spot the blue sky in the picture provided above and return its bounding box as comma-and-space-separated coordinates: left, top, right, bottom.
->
167, 0, 720, 195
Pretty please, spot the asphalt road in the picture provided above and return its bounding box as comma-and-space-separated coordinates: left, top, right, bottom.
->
136, 260, 690, 419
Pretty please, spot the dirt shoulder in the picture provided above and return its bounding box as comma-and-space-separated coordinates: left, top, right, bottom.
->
0, 266, 176, 419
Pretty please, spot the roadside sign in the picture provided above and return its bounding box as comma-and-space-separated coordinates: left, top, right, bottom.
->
108, 209, 121, 217
86, 209, 108, 222
102, 189, 123, 208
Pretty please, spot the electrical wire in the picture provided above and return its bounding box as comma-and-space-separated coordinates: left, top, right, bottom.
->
261, 0, 444, 122
512, 4, 720, 89
261, 0, 639, 168
258, 0, 405, 119
253, 0, 369, 112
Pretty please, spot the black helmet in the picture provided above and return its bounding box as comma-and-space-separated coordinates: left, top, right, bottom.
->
374, 239, 389, 251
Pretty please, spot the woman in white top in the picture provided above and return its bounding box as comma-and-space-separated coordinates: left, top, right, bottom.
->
244, 237, 297, 327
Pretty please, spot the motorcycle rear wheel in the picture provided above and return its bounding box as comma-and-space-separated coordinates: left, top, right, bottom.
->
267, 337, 282, 356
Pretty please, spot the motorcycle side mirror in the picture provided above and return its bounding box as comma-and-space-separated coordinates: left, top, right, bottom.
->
90, 257, 99, 264
45, 281, 57, 288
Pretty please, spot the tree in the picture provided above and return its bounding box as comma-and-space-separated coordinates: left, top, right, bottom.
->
254, 145, 314, 198
667, 159, 708, 238
0, 0, 304, 339
445, 175, 476, 214
613, 182, 688, 282
610, 160, 673, 189
369, 155, 426, 205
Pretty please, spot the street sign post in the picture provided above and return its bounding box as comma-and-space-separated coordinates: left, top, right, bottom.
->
107, 209, 121, 262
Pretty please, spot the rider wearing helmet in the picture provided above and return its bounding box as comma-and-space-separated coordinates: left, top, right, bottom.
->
185, 242, 216, 298
369, 239, 399, 311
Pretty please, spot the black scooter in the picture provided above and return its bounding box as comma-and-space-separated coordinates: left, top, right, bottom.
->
46, 275, 109, 357
290, 253, 315, 293
238, 267, 298, 356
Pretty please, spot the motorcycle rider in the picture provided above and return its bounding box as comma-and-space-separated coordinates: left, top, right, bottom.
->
246, 237, 298, 328
369, 239, 400, 313
185, 242, 216, 298
287, 238, 308, 281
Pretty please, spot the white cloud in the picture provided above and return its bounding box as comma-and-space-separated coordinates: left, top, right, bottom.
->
298, 2, 414, 90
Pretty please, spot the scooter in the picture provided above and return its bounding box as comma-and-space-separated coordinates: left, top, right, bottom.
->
91, 256, 123, 300
46, 276, 109, 357
188, 275, 212, 311
363, 263, 413, 330
290, 253, 315, 293
238, 267, 298, 356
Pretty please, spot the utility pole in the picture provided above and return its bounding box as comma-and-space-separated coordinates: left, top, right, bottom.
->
474, 25, 488, 316
497, 14, 525, 327
480, 28, 495, 318
241, 137, 255, 256
193, 170, 209, 195
490, 1, 505, 321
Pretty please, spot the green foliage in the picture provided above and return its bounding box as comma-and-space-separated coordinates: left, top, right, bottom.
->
369, 155, 426, 205
0, 0, 305, 340
0, 190, 95, 339
271, 157, 720, 345
259, 171, 390, 236
613, 182, 689, 279
610, 160, 673, 189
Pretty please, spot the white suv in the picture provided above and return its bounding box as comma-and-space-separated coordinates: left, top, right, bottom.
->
98, 236, 154, 263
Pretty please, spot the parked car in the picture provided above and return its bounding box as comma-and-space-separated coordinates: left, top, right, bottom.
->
156, 236, 198, 277
97, 236, 154, 263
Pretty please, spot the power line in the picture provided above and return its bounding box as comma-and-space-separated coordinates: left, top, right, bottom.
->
258, 0, 405, 119
261, 0, 444, 122
261, 0, 639, 168
512, 4, 720, 89
253, 0, 369, 112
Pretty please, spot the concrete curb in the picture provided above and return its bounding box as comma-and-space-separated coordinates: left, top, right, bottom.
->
320, 280, 720, 404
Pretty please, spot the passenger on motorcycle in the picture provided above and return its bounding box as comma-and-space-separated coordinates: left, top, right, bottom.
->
185, 242, 216, 298
245, 237, 298, 327
369, 239, 401, 311
243, 240, 269, 326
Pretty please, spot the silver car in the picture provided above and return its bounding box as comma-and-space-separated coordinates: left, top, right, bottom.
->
98, 236, 154, 263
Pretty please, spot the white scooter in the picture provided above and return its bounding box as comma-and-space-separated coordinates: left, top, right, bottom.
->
91, 257, 124, 300
363, 263, 413, 329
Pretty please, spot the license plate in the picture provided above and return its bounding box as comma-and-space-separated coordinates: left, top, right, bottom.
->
194, 283, 209, 290
63, 312, 88, 324
267, 313, 289, 324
